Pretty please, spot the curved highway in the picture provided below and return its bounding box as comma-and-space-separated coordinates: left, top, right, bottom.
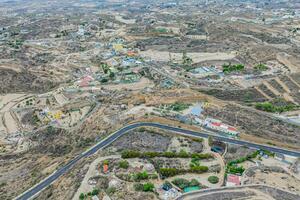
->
15, 122, 300, 200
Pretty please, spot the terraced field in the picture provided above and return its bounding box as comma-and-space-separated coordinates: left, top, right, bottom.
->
253, 73, 300, 104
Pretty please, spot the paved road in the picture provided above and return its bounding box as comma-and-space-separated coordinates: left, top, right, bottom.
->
16, 122, 300, 200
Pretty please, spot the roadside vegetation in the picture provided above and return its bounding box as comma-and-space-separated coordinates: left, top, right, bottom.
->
225, 150, 273, 176
121, 150, 213, 159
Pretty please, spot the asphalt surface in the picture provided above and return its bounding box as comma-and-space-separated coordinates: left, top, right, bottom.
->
16, 122, 300, 200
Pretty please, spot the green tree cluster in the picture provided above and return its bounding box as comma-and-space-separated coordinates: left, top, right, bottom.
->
134, 182, 155, 192
222, 63, 244, 73
255, 102, 298, 113
172, 178, 200, 189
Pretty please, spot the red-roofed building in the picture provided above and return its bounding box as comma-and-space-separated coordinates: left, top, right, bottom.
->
103, 164, 109, 173
77, 75, 94, 87
226, 174, 241, 186
211, 122, 221, 127
205, 118, 239, 136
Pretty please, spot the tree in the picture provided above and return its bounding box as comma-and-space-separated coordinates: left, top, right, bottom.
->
143, 182, 155, 192
109, 71, 115, 79
189, 179, 200, 187
208, 176, 219, 184
182, 51, 193, 69
262, 17, 266, 25
103, 160, 109, 165
79, 193, 85, 200
91, 188, 99, 196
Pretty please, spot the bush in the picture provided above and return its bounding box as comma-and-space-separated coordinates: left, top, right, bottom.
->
134, 183, 144, 191
103, 160, 109, 165
222, 63, 245, 73
121, 150, 141, 158
134, 171, 149, 181
227, 165, 245, 175
162, 151, 177, 158
208, 176, 219, 184
254, 63, 268, 71
143, 182, 155, 192
106, 187, 116, 195
91, 188, 100, 196
190, 166, 209, 173
79, 193, 85, 200
192, 138, 203, 143
189, 179, 200, 187
134, 182, 155, 192
118, 160, 129, 169
172, 178, 190, 189
160, 168, 182, 177
255, 102, 298, 113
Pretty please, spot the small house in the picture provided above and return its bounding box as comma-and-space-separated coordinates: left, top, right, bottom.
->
226, 174, 241, 186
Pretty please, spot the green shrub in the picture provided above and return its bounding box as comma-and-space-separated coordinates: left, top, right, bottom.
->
192, 138, 203, 143
190, 166, 209, 173
178, 149, 189, 158
208, 176, 219, 184
118, 160, 129, 169
91, 188, 100, 196
255, 102, 298, 113
162, 151, 177, 158
254, 63, 268, 71
222, 63, 245, 73
106, 187, 116, 195
189, 179, 200, 187
160, 168, 182, 177
79, 193, 85, 200
103, 160, 109, 165
121, 150, 141, 158
134, 183, 144, 191
143, 182, 155, 192
172, 178, 190, 189
134, 182, 155, 192
227, 165, 245, 175
134, 171, 149, 181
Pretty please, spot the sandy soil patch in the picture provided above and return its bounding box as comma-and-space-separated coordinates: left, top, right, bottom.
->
4, 111, 18, 134
276, 52, 300, 73
54, 93, 69, 105
0, 93, 28, 112
140, 50, 236, 63
115, 15, 136, 24
103, 77, 154, 91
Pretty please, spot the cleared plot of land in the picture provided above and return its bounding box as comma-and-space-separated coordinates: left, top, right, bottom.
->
115, 15, 136, 24
139, 50, 236, 63
53, 93, 69, 105
4, 112, 18, 134
102, 77, 154, 91
245, 170, 300, 194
